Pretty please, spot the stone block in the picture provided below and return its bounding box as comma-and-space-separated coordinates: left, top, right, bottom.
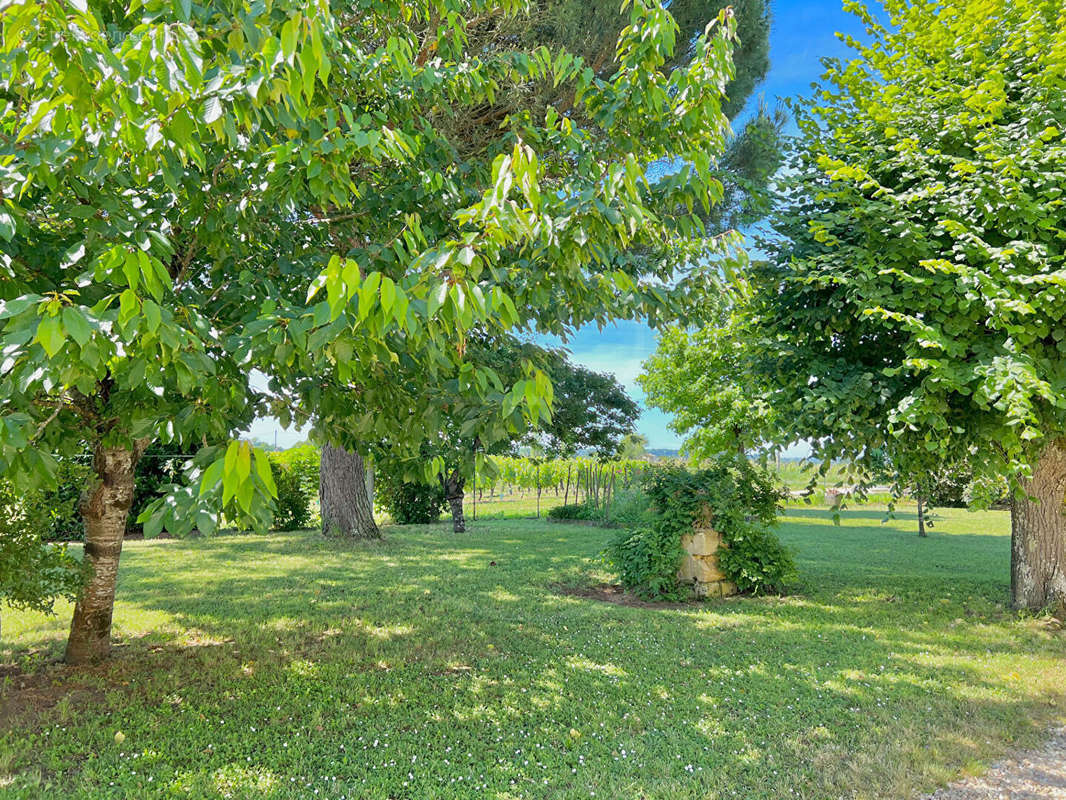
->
691, 556, 727, 584
678, 505, 737, 599
693, 580, 738, 599
678, 553, 699, 581
682, 530, 722, 556
679, 553, 728, 586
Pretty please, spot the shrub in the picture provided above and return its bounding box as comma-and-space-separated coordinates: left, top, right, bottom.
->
605, 523, 688, 600
0, 481, 85, 618
270, 462, 313, 530
605, 487, 654, 529
270, 444, 321, 506
604, 458, 794, 600
547, 502, 597, 521
378, 480, 446, 524
715, 522, 796, 595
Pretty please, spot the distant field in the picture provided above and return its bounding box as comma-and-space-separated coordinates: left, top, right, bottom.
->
461, 490, 568, 520
459, 489, 926, 523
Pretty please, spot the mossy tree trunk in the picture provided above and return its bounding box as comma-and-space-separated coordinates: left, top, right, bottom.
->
65, 439, 150, 665
441, 469, 466, 533
1011, 441, 1066, 611
320, 443, 380, 539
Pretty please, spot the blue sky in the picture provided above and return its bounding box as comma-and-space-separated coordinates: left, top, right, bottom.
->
249, 0, 864, 451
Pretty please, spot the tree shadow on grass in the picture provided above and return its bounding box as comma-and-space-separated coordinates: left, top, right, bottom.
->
1, 519, 1063, 799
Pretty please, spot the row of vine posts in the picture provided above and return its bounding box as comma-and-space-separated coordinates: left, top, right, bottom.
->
471, 456, 652, 520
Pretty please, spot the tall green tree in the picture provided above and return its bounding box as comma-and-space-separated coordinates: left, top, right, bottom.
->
309, 0, 778, 534
372, 336, 639, 532
640, 299, 777, 459
1, 0, 744, 662
530, 350, 639, 459
0, 0, 348, 663
744, 0, 1066, 610
618, 432, 649, 460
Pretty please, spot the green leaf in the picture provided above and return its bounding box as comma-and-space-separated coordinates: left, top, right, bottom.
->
380, 276, 396, 316
255, 451, 278, 498
35, 315, 66, 357
0, 297, 40, 319
427, 283, 447, 317
143, 510, 165, 539
118, 289, 139, 327
236, 442, 252, 481
142, 299, 162, 333
201, 96, 223, 124
122, 251, 141, 291
0, 210, 15, 241
199, 459, 225, 495
61, 306, 92, 346
235, 478, 254, 512
280, 18, 298, 60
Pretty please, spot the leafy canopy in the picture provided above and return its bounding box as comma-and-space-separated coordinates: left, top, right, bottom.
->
0, 0, 744, 533
640, 300, 777, 460
658, 0, 1066, 494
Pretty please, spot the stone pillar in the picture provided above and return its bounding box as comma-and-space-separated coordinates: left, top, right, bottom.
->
679, 507, 737, 598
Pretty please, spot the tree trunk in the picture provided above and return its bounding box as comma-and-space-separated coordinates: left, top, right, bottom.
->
604, 472, 616, 525
442, 470, 466, 533
916, 496, 927, 538
65, 440, 149, 665
364, 463, 374, 513
1011, 441, 1066, 611
319, 443, 380, 539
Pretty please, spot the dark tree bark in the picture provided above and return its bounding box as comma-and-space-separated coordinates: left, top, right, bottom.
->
441, 470, 466, 533
916, 496, 927, 538
1011, 441, 1066, 611
65, 439, 149, 665
319, 443, 380, 539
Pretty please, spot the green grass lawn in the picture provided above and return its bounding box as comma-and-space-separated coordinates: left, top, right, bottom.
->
460, 491, 567, 520
1, 507, 1064, 799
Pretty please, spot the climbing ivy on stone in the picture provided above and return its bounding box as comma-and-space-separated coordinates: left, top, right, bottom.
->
605, 459, 792, 599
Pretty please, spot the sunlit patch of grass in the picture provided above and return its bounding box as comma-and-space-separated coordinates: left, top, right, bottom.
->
461, 492, 568, 519
0, 509, 1063, 799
